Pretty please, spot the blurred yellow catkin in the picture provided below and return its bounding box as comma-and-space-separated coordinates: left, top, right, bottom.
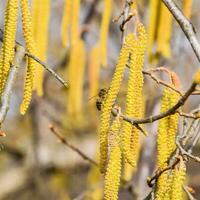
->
88, 44, 101, 100
157, 3, 173, 58
32, 0, 50, 96
20, 0, 38, 114
61, 0, 72, 47
148, 1, 173, 61
71, 0, 80, 45
147, 0, 159, 59
0, 0, 18, 95
183, 0, 193, 19
104, 118, 121, 200
67, 39, 85, 121
99, 0, 112, 67
99, 34, 133, 173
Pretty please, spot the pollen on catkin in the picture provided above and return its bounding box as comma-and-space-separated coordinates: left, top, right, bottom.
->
99, 34, 134, 173
99, 0, 112, 67
20, 0, 38, 114
61, 0, 72, 47
183, 0, 193, 19
0, 0, 18, 95
123, 23, 147, 168
32, 0, 50, 96
104, 118, 121, 200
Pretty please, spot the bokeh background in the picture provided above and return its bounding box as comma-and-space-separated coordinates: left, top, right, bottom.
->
0, 0, 200, 199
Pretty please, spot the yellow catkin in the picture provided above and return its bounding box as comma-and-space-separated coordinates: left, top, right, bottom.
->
171, 161, 186, 200
123, 23, 147, 168
104, 118, 121, 200
99, 0, 112, 67
67, 39, 85, 121
157, 2, 173, 58
156, 87, 179, 200
147, 0, 159, 59
61, 0, 72, 47
0, 0, 18, 95
32, 0, 50, 96
183, 0, 193, 19
71, 0, 80, 45
99, 34, 134, 173
88, 44, 101, 100
20, 0, 38, 114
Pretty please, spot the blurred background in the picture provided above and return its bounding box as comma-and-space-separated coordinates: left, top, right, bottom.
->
0, 0, 200, 199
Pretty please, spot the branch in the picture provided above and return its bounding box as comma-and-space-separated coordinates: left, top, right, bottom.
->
112, 82, 197, 125
49, 124, 98, 167
0, 46, 25, 125
25, 52, 69, 88
162, 0, 200, 62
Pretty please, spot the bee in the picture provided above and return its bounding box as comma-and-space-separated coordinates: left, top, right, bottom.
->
96, 88, 108, 111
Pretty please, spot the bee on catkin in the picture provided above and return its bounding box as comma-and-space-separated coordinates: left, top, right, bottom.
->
0, 0, 18, 95
32, 0, 50, 96
99, 34, 134, 173
20, 0, 38, 114
104, 117, 121, 200
99, 0, 112, 67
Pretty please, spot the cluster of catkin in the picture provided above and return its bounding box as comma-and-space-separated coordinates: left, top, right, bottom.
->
98, 23, 147, 200
0, 0, 50, 115
155, 75, 186, 200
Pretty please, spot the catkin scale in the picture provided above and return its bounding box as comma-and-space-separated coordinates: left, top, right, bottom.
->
32, 0, 50, 96
104, 118, 121, 200
20, 0, 38, 114
99, 0, 112, 67
0, 0, 18, 95
99, 34, 134, 173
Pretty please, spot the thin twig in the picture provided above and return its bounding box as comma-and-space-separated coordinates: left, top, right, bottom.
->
25, 52, 69, 88
183, 186, 197, 200
49, 124, 98, 167
112, 83, 196, 125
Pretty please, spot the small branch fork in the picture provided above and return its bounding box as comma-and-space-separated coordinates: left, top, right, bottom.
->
49, 124, 98, 167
